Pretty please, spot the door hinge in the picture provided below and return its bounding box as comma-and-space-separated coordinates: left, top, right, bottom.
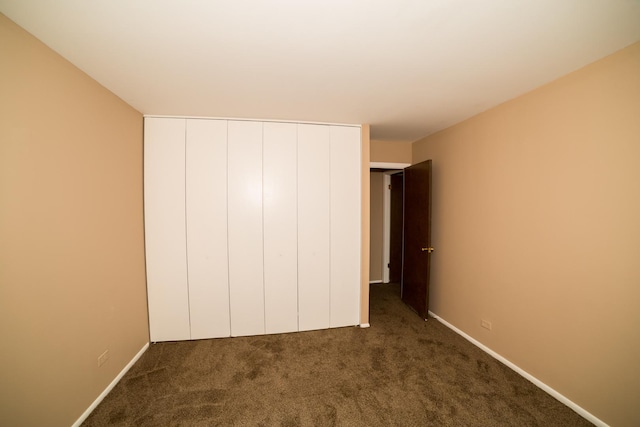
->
388, 184, 392, 190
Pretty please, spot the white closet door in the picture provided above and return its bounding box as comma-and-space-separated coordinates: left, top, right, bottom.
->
227, 120, 265, 336
330, 126, 362, 327
185, 119, 230, 339
263, 122, 298, 334
144, 118, 190, 341
297, 124, 331, 331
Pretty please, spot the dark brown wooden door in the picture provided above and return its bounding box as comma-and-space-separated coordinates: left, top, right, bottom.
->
401, 160, 433, 319
389, 172, 403, 282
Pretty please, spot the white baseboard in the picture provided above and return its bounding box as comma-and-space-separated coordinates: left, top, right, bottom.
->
359, 323, 371, 328
369, 280, 383, 284
72, 342, 150, 427
428, 311, 608, 427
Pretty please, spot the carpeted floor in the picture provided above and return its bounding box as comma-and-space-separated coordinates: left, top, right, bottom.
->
82, 283, 592, 426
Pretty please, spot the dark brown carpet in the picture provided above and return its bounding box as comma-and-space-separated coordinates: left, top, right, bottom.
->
82, 283, 592, 426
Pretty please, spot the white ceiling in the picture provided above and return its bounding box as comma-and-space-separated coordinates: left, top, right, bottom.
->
2, 1, 640, 142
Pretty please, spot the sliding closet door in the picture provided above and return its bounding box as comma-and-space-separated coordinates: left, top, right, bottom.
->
185, 119, 230, 339
144, 118, 190, 341
263, 122, 298, 334
330, 126, 362, 327
297, 124, 331, 331
227, 121, 265, 336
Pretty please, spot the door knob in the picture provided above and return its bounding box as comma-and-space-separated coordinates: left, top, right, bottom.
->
421, 247, 435, 253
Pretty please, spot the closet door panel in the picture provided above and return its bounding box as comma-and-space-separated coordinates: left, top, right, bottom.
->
185, 119, 230, 339
330, 126, 362, 327
263, 122, 298, 334
227, 121, 265, 336
144, 118, 190, 341
297, 124, 331, 331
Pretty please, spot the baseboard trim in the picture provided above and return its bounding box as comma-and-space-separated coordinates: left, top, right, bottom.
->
359, 323, 371, 328
369, 280, 383, 284
427, 311, 608, 427
72, 342, 150, 427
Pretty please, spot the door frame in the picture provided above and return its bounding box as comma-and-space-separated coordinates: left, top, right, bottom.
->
370, 162, 411, 283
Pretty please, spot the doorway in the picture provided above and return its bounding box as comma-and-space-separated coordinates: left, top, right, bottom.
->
369, 160, 433, 320
388, 172, 403, 283
369, 162, 409, 284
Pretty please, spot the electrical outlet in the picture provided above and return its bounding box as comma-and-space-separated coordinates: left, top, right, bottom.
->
481, 320, 492, 330
98, 349, 110, 367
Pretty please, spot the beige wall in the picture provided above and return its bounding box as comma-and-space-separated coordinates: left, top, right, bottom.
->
369, 172, 384, 281
0, 14, 148, 427
368, 139, 410, 287
412, 42, 640, 427
360, 125, 371, 325
371, 139, 412, 164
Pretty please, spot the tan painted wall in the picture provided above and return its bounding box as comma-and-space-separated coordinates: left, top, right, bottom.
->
0, 14, 148, 427
360, 125, 371, 325
371, 139, 412, 164
368, 140, 410, 288
369, 172, 384, 281
412, 42, 640, 427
